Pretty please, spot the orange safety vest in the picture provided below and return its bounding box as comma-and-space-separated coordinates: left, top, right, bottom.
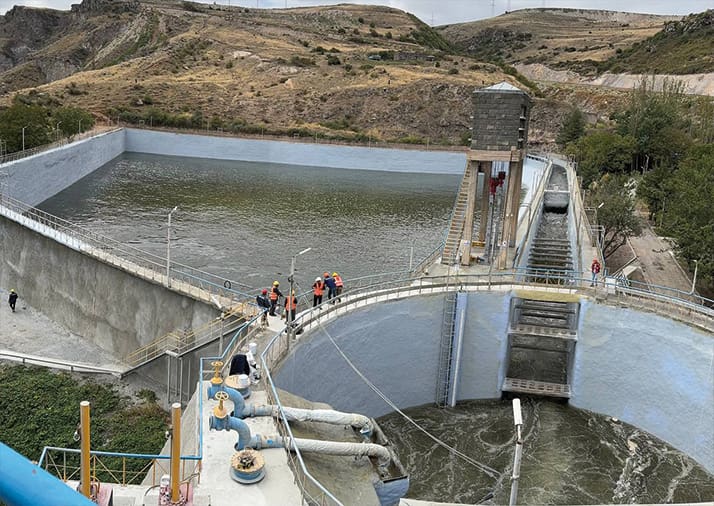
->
313, 281, 324, 296
270, 287, 279, 301
285, 295, 297, 310
334, 275, 343, 288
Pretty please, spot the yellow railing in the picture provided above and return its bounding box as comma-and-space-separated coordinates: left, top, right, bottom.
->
125, 304, 257, 368
41, 448, 201, 488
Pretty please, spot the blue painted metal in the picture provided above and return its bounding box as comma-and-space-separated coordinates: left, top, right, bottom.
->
0, 442, 96, 506
373, 476, 410, 506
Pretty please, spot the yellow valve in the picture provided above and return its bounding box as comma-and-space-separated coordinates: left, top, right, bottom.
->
210, 360, 224, 385
213, 390, 229, 418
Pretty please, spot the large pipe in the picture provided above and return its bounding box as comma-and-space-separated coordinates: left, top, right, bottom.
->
209, 415, 390, 467
280, 407, 373, 436
79, 401, 91, 499
208, 384, 372, 434
0, 442, 96, 506
170, 402, 181, 503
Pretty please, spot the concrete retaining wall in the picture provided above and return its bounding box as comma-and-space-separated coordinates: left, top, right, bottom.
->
125, 129, 466, 174
0, 217, 220, 357
274, 292, 714, 473
5, 129, 125, 207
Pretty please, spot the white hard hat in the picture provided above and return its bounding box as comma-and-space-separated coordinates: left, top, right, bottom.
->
315, 277, 321, 282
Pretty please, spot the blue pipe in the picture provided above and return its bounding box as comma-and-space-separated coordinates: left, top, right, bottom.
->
0, 442, 96, 506
207, 384, 272, 419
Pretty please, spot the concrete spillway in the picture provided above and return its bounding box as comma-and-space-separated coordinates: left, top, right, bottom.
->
527, 164, 573, 281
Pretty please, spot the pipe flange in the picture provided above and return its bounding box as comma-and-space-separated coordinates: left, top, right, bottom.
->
230, 449, 266, 484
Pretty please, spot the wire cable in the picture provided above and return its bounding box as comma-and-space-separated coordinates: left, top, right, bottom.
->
317, 322, 501, 480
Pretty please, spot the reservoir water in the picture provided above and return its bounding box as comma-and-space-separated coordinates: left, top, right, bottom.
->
37, 150, 713, 504
39, 153, 461, 292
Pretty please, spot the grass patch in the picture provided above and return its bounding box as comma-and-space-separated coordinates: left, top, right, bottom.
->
0, 365, 169, 474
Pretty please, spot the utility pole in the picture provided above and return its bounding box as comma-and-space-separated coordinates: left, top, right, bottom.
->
288, 247, 311, 332
166, 206, 178, 288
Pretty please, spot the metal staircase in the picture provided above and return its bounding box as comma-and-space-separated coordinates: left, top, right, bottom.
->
441, 162, 474, 265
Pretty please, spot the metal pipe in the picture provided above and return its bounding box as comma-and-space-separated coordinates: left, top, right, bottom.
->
208, 384, 372, 434
170, 402, 181, 503
0, 443, 95, 506
79, 401, 91, 498
509, 398, 524, 506
210, 415, 390, 466
166, 206, 178, 288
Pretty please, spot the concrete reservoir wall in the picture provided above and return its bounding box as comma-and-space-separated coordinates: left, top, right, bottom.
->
0, 216, 220, 357
4, 129, 126, 207
273, 292, 714, 474
124, 129, 467, 174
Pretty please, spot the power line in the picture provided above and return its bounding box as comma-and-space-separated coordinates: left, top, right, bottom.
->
318, 323, 501, 479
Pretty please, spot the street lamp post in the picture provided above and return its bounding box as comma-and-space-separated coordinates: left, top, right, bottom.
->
56, 121, 62, 141
166, 206, 178, 288
288, 247, 312, 330
78, 119, 83, 134
21, 126, 27, 151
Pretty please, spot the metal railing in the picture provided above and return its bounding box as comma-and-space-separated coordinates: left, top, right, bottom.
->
0, 194, 256, 308
124, 305, 255, 369
38, 447, 199, 488
0, 127, 121, 165
0, 350, 121, 375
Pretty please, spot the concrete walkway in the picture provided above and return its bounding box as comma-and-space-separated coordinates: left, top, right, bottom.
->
0, 287, 125, 372
626, 219, 694, 293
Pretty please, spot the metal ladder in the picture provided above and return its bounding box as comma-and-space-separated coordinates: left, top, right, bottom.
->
435, 274, 458, 407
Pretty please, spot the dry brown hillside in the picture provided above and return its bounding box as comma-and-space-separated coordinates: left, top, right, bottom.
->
1, 0, 535, 145
439, 8, 679, 75
1, 1, 657, 147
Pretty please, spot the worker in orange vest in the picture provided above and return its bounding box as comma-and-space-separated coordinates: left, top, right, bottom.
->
285, 290, 297, 324
332, 272, 343, 302
312, 277, 324, 307
269, 280, 283, 316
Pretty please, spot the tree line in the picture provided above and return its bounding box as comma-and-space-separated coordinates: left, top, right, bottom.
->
0, 101, 95, 154
559, 78, 713, 289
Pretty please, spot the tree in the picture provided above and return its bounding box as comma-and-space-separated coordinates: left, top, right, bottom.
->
614, 77, 690, 172
664, 145, 714, 284
571, 130, 635, 187
0, 104, 50, 152
637, 166, 672, 223
556, 107, 585, 148
591, 174, 642, 259
52, 107, 95, 138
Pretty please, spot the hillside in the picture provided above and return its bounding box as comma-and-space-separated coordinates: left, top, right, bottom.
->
602, 10, 714, 74
439, 8, 678, 76
1, 0, 541, 146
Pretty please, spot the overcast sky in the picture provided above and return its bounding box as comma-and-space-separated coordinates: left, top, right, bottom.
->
1, 0, 711, 25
